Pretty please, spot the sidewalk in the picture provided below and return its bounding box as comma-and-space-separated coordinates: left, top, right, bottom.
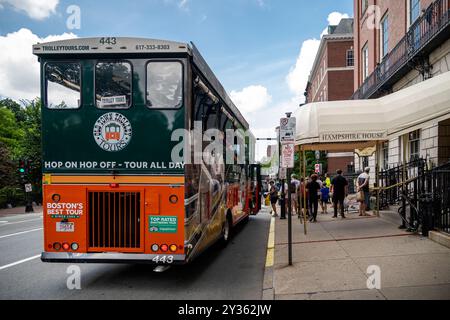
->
263, 208, 450, 300
0, 205, 43, 217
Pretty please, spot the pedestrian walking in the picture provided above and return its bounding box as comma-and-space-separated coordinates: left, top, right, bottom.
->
357, 167, 371, 217
290, 174, 300, 216
320, 184, 330, 214
330, 169, 348, 219
299, 178, 309, 218
324, 173, 331, 189
306, 174, 321, 223
269, 181, 279, 217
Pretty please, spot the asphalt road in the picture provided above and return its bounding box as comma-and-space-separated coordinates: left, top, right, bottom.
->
0, 209, 271, 300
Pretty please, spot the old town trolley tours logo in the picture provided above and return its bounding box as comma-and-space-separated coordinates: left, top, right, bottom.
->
93, 112, 132, 152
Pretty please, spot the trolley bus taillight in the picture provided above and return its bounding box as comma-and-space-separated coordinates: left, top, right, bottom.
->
62, 243, 70, 251
169, 195, 178, 204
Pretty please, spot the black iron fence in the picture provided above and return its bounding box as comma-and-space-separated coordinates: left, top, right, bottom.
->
352, 0, 450, 100
378, 159, 450, 235
378, 158, 426, 209
419, 162, 450, 234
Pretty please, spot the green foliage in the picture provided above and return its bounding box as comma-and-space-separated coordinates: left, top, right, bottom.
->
0, 106, 25, 157
0, 142, 16, 190
295, 151, 328, 178
0, 98, 42, 207
0, 186, 25, 208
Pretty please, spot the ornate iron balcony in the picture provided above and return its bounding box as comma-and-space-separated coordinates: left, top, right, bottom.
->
353, 0, 450, 100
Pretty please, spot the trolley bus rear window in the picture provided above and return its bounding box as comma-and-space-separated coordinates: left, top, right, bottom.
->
95, 61, 132, 108
45, 62, 81, 109
147, 61, 183, 109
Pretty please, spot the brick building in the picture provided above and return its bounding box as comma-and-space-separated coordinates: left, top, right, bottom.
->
352, 0, 450, 175
304, 18, 356, 174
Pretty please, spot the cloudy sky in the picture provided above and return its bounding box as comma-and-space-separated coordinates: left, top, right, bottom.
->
0, 0, 353, 160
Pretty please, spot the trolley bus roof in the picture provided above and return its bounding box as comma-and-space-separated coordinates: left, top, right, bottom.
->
32, 37, 190, 55
33, 37, 250, 130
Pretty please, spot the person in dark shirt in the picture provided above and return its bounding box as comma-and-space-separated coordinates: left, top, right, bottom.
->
306, 174, 321, 222
331, 169, 348, 219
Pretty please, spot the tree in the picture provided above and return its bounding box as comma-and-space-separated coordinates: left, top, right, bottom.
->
0, 98, 42, 206
0, 106, 24, 158
296, 151, 328, 178
0, 142, 16, 189
0, 98, 26, 123
20, 99, 43, 203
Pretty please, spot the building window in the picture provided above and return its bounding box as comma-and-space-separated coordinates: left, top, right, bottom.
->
362, 43, 369, 80
346, 50, 354, 67
409, 130, 421, 161
380, 14, 389, 58
361, 0, 369, 15
410, 0, 421, 26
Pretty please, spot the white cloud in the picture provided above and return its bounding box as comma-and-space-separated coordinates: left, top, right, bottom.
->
286, 11, 350, 102
321, 12, 351, 37
0, 28, 77, 102
230, 85, 272, 116
178, 0, 189, 8
285, 39, 320, 100
0, 0, 59, 20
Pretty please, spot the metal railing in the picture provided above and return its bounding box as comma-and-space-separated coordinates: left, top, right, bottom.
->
353, 0, 450, 100
377, 160, 450, 235
420, 163, 450, 234
378, 158, 426, 209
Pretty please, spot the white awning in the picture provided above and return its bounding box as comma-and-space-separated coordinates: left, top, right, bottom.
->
295, 71, 450, 149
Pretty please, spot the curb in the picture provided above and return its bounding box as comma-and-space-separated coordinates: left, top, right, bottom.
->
262, 217, 275, 300
429, 230, 450, 248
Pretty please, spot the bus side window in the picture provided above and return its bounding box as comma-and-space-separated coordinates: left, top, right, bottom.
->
147, 61, 183, 109
45, 62, 81, 109
95, 61, 132, 109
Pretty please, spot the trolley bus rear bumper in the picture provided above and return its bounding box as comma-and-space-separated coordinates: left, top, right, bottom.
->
41, 252, 187, 265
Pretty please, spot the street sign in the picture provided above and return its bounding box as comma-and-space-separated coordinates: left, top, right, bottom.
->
281, 144, 295, 169
25, 184, 33, 193
280, 117, 296, 145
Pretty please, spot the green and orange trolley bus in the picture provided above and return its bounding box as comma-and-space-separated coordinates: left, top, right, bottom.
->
33, 37, 262, 266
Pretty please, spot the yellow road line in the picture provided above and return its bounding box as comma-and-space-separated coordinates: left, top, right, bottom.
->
265, 217, 275, 268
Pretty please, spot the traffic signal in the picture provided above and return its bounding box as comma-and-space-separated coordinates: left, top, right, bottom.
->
26, 160, 32, 174
18, 160, 26, 176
